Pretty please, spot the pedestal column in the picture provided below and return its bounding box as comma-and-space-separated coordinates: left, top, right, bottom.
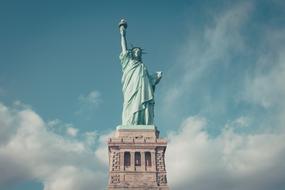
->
130, 151, 135, 171
141, 151, 145, 171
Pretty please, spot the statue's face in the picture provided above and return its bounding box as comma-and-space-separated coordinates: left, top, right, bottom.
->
132, 48, 142, 60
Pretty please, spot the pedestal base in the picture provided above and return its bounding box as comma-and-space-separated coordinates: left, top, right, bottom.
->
108, 126, 169, 189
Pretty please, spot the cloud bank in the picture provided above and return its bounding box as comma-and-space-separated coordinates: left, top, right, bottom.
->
1, 101, 285, 190
167, 116, 285, 190
0, 102, 108, 190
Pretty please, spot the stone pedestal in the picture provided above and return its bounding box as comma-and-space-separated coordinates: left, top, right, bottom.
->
108, 125, 169, 190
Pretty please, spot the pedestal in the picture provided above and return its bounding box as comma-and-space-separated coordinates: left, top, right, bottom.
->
108, 125, 169, 190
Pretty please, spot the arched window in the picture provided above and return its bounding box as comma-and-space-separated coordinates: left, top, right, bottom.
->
124, 152, 130, 167
145, 152, 152, 167
135, 152, 141, 166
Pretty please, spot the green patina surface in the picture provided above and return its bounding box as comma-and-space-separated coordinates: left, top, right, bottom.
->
119, 19, 162, 126
117, 125, 157, 130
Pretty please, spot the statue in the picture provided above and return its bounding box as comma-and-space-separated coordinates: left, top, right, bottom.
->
118, 19, 162, 125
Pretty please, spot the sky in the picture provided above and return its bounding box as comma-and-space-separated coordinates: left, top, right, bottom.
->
0, 0, 285, 190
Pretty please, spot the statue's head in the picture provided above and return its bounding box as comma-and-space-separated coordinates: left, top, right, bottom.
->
131, 47, 142, 61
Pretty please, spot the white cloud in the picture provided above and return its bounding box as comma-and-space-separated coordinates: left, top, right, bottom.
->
84, 131, 97, 146
239, 27, 285, 131
43, 166, 104, 190
167, 116, 285, 190
243, 47, 285, 109
66, 127, 79, 137
76, 90, 102, 117
0, 102, 108, 190
163, 2, 252, 110
47, 119, 80, 137
78, 90, 101, 106
226, 116, 250, 128
95, 130, 115, 166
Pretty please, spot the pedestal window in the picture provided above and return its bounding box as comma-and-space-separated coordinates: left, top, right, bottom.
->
124, 152, 131, 167
135, 152, 141, 166
145, 152, 152, 167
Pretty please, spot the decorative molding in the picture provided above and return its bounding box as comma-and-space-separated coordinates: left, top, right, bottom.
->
110, 174, 120, 184
111, 151, 120, 171
157, 173, 167, 185
156, 149, 165, 172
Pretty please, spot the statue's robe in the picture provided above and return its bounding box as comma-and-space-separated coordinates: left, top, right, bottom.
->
120, 50, 160, 125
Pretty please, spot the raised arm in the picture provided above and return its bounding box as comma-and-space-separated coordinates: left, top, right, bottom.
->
119, 19, 128, 54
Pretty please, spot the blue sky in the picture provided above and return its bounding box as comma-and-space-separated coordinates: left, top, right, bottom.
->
1, 0, 285, 190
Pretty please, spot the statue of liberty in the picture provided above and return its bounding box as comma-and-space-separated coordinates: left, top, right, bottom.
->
118, 19, 162, 125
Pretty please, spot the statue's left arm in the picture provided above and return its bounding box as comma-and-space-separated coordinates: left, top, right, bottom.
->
151, 71, 163, 86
